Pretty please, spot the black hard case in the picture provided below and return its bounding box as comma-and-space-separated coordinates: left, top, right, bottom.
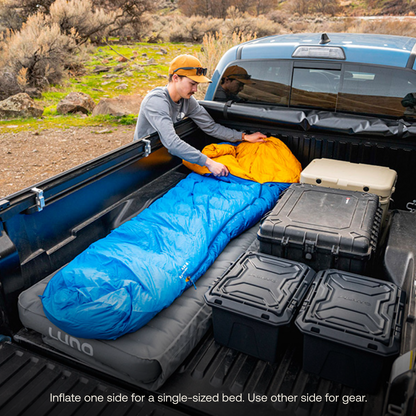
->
295, 269, 404, 392
204, 252, 315, 362
257, 183, 382, 273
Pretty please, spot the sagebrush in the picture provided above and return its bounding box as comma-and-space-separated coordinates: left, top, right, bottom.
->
0, 13, 78, 91
0, 0, 116, 95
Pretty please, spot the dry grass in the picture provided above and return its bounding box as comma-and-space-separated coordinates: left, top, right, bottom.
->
343, 18, 416, 37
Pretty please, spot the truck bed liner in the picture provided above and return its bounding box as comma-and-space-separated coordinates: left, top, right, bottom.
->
0, 341, 189, 416
161, 328, 387, 416
11, 325, 387, 416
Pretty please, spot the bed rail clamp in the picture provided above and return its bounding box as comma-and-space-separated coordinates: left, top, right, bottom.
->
31, 187, 45, 212
142, 139, 151, 157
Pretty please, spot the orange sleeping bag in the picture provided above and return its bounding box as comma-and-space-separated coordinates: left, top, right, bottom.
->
183, 136, 302, 183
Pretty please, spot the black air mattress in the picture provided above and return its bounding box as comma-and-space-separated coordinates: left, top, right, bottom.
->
18, 224, 259, 390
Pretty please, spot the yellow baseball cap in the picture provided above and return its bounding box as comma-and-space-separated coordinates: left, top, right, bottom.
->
223, 65, 254, 84
169, 55, 211, 83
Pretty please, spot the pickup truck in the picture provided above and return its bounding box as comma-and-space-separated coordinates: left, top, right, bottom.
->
1, 32, 416, 416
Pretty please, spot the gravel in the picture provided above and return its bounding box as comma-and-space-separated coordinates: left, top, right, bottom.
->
0, 125, 135, 199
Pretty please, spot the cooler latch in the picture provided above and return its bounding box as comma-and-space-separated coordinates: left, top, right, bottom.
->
31, 187, 45, 212
142, 139, 151, 157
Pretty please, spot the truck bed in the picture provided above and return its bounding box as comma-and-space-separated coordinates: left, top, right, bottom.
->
0, 340, 189, 416
1, 112, 416, 416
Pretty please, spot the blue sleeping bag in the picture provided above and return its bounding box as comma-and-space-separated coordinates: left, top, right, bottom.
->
41, 173, 289, 339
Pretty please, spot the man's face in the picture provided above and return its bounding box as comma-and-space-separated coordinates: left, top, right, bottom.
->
176, 76, 199, 99
223, 78, 245, 95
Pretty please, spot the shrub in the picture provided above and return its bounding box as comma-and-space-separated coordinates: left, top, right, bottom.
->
284, 0, 341, 16
0, 0, 124, 98
0, 13, 79, 90
49, 0, 117, 44
250, 0, 280, 16
380, 0, 413, 16
223, 14, 281, 38
181, 15, 223, 42
158, 14, 223, 43
92, 0, 163, 40
0, 0, 120, 43
223, 6, 281, 38
141, 13, 165, 42
266, 10, 291, 25
310, 0, 341, 15
283, 0, 311, 15
0, 0, 162, 40
344, 19, 416, 37
0, 0, 55, 32
157, 6, 281, 43
0, 0, 25, 32
125, 12, 156, 41
178, 0, 279, 18
178, 0, 234, 18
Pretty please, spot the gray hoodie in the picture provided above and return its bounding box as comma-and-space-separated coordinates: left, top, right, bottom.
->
133, 87, 242, 166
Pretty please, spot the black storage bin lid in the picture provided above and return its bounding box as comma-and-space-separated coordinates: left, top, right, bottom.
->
295, 269, 403, 356
258, 183, 381, 256
205, 252, 315, 326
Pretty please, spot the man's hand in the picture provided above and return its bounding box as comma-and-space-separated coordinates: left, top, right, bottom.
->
243, 132, 267, 143
205, 158, 229, 177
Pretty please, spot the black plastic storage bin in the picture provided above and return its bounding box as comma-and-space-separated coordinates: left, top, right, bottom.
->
257, 183, 382, 274
295, 269, 404, 392
204, 252, 315, 362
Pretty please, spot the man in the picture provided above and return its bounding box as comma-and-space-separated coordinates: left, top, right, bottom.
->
134, 55, 266, 177
402, 92, 416, 116
214, 65, 254, 103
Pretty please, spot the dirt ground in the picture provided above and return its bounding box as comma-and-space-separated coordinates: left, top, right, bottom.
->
0, 125, 136, 199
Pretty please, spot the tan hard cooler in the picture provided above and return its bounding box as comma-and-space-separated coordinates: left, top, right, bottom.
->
300, 158, 397, 227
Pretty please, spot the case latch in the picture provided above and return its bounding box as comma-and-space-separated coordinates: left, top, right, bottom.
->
330, 245, 340, 268
281, 235, 290, 257
142, 139, 151, 157
304, 239, 316, 260
31, 187, 45, 212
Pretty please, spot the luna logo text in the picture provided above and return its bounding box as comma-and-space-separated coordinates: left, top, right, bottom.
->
48, 327, 94, 356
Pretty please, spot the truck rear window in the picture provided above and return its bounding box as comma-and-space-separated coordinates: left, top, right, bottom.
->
214, 61, 291, 105
338, 64, 416, 118
214, 61, 416, 120
291, 68, 340, 111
